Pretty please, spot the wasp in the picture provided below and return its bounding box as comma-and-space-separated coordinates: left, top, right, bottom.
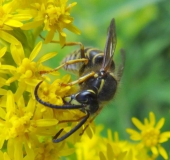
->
34, 18, 125, 143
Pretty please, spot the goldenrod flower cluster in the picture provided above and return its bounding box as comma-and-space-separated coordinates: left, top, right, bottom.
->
0, 1, 170, 160
0, 0, 82, 159
74, 112, 170, 160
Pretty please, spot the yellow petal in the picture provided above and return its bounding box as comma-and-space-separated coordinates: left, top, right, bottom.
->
37, 52, 57, 63
12, 14, 32, 21
107, 129, 113, 141
17, 44, 25, 60
10, 44, 22, 65
0, 47, 7, 58
107, 143, 114, 159
35, 119, 58, 127
86, 125, 93, 139
0, 136, 5, 149
24, 143, 35, 160
99, 151, 107, 160
66, 23, 81, 35
59, 32, 66, 46
14, 84, 26, 102
29, 41, 42, 61
14, 138, 23, 160
0, 151, 4, 159
132, 117, 144, 130
0, 77, 6, 87
62, 74, 71, 83
25, 98, 36, 114
66, 2, 77, 11
149, 112, 155, 126
21, 20, 43, 30
0, 107, 6, 119
126, 128, 141, 140
151, 146, 158, 155
158, 145, 168, 159
114, 132, 119, 142
144, 118, 149, 125
5, 19, 23, 27
3, 152, 11, 160
25, 79, 40, 87
44, 30, 55, 44
0, 30, 21, 45
0, 88, 7, 95
60, 148, 75, 156
1, 65, 16, 71
6, 76, 18, 84
155, 118, 164, 130
159, 132, 170, 143
6, 91, 15, 114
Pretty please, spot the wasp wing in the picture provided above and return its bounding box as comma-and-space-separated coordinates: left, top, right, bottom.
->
101, 18, 116, 71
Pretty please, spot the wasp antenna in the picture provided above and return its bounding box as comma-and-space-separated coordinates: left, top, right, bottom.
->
53, 129, 64, 139
34, 81, 86, 109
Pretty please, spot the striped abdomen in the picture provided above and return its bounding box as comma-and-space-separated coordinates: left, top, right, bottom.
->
61, 48, 104, 74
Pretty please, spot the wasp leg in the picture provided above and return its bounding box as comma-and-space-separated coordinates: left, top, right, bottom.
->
79, 107, 103, 136
67, 71, 95, 86
39, 58, 88, 75
34, 81, 85, 109
62, 42, 85, 59
53, 111, 90, 143
39, 35, 84, 58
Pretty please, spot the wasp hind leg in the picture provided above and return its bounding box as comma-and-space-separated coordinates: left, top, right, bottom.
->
66, 71, 95, 86
39, 58, 88, 75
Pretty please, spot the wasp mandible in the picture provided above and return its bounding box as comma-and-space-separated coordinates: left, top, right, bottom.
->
34, 18, 125, 143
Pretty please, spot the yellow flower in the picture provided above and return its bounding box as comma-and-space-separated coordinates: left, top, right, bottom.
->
74, 126, 151, 160
126, 112, 170, 159
34, 139, 75, 160
36, 74, 76, 106
0, 89, 77, 160
2, 41, 57, 97
0, 38, 81, 160
0, 46, 7, 89
0, 1, 31, 44
21, 0, 80, 45
0, 1, 89, 160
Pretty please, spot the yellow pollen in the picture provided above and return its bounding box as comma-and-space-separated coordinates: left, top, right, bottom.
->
25, 70, 33, 78
17, 58, 36, 78
8, 113, 32, 138
17, 66, 25, 73
23, 58, 30, 66
43, 87, 49, 95
142, 128, 160, 147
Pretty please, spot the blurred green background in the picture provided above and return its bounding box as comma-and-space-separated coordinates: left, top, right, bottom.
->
40, 0, 170, 158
